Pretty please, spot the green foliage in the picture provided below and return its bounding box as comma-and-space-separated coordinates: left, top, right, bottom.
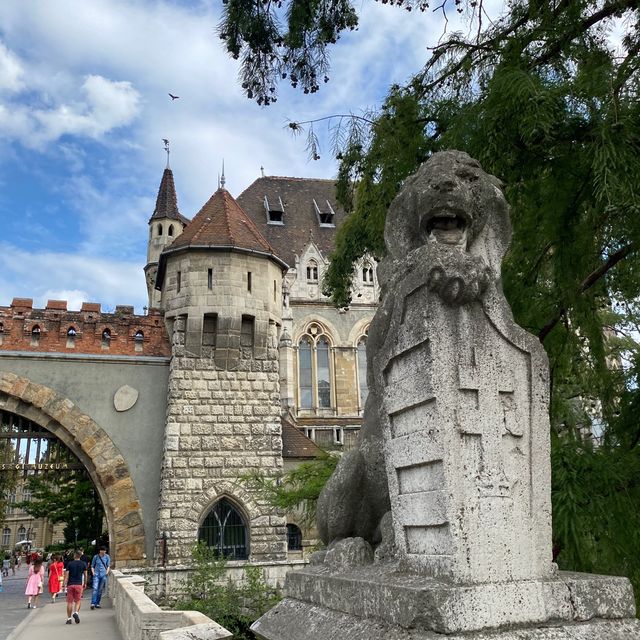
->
241, 453, 339, 527
0, 441, 17, 529
173, 543, 280, 639
17, 470, 104, 545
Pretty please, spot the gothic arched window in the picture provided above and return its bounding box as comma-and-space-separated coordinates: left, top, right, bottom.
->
362, 263, 374, 284
298, 324, 333, 410
286, 524, 302, 551
306, 260, 318, 282
168, 224, 174, 237
198, 498, 248, 559
357, 334, 369, 408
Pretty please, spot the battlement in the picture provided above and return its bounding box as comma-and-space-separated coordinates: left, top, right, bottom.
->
0, 298, 170, 357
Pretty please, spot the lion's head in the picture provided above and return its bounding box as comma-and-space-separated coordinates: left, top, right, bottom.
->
385, 151, 510, 267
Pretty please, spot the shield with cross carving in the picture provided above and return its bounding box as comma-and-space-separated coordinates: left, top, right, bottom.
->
378, 280, 551, 585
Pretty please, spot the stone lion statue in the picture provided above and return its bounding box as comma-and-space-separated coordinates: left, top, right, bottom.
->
316, 150, 511, 550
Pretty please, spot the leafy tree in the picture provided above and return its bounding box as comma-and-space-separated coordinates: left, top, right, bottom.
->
17, 470, 104, 545
0, 441, 18, 529
242, 453, 339, 527
221, 0, 640, 601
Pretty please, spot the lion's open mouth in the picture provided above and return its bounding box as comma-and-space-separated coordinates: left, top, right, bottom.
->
423, 209, 469, 246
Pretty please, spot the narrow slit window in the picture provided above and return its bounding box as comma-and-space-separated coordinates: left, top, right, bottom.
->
203, 313, 217, 347
177, 271, 181, 293
241, 315, 255, 348
247, 272, 252, 293
208, 268, 213, 290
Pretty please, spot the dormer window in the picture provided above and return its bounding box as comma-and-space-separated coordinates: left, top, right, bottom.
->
306, 260, 319, 282
313, 199, 335, 227
362, 263, 374, 284
264, 195, 285, 224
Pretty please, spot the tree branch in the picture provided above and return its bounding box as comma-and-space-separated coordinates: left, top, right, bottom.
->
538, 241, 638, 343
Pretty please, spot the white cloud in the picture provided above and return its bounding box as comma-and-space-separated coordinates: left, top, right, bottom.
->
0, 40, 24, 92
0, 244, 147, 313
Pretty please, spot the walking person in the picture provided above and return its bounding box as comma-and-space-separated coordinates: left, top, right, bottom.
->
90, 546, 110, 610
2, 554, 10, 577
63, 550, 87, 624
48, 553, 64, 602
25, 556, 44, 609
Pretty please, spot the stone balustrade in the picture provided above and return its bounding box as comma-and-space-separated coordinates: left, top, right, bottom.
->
109, 570, 231, 640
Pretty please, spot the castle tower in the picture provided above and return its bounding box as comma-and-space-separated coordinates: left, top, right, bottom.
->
153, 185, 289, 565
145, 166, 187, 309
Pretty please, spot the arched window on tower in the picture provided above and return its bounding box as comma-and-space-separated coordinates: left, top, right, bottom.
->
198, 498, 248, 559
101, 328, 112, 349
298, 323, 333, 411
157, 223, 163, 236
357, 334, 369, 409
306, 260, 318, 282
286, 524, 303, 551
168, 224, 174, 237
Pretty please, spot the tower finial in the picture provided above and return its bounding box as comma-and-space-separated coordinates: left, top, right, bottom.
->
220, 159, 226, 189
261, 165, 265, 178
162, 138, 170, 168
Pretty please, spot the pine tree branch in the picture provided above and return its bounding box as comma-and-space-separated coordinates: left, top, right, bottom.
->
538, 241, 638, 343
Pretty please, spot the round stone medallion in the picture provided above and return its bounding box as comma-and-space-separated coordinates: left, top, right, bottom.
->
114, 385, 139, 412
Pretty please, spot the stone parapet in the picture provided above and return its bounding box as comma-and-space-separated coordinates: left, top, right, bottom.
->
109, 570, 231, 640
0, 299, 169, 356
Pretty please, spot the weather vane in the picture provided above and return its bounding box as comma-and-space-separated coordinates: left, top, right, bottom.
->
162, 139, 170, 168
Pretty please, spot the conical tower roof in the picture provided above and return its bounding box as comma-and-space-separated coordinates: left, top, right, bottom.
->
149, 168, 185, 222
155, 187, 287, 290
169, 188, 278, 255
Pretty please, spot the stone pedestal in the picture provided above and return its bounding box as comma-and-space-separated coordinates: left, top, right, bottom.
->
252, 562, 640, 639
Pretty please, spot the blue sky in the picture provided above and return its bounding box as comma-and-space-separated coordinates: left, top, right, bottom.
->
0, 0, 502, 313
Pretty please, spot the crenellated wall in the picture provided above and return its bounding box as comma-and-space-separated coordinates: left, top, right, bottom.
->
0, 298, 170, 357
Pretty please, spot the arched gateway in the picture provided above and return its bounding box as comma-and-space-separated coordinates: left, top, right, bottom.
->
0, 372, 145, 566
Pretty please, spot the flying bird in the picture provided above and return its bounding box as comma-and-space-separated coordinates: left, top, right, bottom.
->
169, 93, 180, 100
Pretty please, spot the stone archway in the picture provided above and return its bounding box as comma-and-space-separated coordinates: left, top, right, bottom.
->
0, 372, 145, 567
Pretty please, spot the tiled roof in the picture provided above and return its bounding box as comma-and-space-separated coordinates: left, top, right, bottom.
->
281, 419, 322, 459
236, 177, 347, 266
168, 188, 278, 256
150, 168, 187, 223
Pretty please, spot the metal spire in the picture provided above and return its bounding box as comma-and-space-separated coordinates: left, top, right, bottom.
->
261, 165, 265, 178
220, 160, 226, 189
162, 138, 170, 168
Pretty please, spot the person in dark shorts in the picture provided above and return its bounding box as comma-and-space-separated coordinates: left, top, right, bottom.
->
63, 550, 86, 624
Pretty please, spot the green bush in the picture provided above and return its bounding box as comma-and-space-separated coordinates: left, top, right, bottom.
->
172, 543, 280, 639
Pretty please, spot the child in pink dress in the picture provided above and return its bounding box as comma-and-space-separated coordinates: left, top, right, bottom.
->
25, 557, 44, 608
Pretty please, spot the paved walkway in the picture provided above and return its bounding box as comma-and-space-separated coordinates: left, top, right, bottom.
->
0, 564, 122, 640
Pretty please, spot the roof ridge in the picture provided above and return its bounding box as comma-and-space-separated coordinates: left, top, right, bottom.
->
223, 190, 235, 245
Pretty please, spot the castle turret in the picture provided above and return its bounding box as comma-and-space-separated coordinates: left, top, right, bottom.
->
144, 165, 188, 309
154, 185, 289, 566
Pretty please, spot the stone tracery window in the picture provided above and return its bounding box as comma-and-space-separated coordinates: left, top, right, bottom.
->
298, 323, 333, 410
198, 498, 248, 559
306, 260, 319, 282
362, 263, 374, 284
